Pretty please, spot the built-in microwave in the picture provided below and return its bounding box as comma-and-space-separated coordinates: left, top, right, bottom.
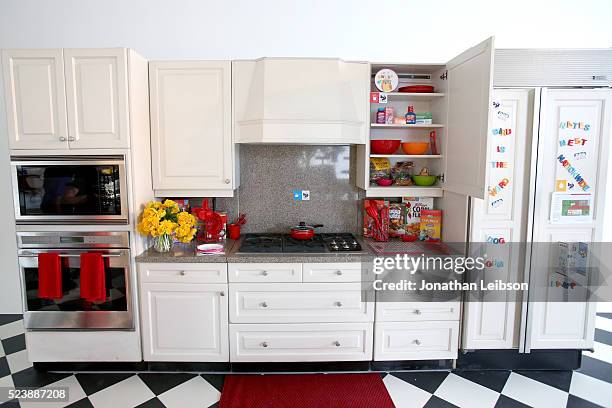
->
10, 156, 128, 224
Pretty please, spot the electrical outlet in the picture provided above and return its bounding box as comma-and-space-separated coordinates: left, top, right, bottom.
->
302, 190, 310, 201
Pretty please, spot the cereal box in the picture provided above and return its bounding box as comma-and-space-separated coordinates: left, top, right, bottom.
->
402, 197, 434, 239
419, 209, 442, 242
388, 203, 406, 237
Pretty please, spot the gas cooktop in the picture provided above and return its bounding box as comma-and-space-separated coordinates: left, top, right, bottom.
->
237, 233, 362, 254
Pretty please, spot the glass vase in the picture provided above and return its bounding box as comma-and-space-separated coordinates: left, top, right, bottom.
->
153, 234, 174, 253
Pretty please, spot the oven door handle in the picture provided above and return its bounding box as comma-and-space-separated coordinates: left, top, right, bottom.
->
19, 252, 124, 258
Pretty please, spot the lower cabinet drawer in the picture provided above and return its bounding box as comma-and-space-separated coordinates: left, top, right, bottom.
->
230, 323, 373, 362
374, 321, 459, 361
139, 263, 228, 284
228, 263, 302, 283
376, 302, 460, 322
229, 283, 374, 323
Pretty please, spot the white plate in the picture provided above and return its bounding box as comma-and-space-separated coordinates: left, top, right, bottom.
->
196, 243, 224, 252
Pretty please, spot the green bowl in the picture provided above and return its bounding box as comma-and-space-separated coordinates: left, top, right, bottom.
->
411, 175, 438, 186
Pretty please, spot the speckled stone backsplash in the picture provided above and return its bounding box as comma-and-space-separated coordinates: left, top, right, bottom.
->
219, 145, 361, 234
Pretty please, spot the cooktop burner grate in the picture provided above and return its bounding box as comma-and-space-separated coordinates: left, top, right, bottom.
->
236, 233, 362, 254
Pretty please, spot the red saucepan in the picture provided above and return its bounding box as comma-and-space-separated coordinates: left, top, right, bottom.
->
290, 222, 323, 240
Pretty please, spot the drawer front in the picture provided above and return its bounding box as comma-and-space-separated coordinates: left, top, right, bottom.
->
374, 321, 459, 361
376, 302, 460, 322
230, 323, 373, 362
229, 283, 374, 323
139, 263, 227, 284
228, 263, 302, 283
302, 262, 367, 282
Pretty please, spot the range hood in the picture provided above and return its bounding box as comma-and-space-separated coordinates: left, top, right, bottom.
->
233, 58, 369, 144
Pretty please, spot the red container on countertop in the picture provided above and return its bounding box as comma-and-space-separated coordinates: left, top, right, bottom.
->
227, 224, 241, 240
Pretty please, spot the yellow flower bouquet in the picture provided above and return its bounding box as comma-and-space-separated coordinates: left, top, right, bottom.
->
137, 200, 197, 252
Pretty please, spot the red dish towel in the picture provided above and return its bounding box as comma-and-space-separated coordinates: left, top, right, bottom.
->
219, 374, 395, 408
80, 252, 107, 302
38, 253, 63, 299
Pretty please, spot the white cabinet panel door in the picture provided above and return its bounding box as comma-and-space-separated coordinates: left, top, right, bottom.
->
374, 321, 459, 361
140, 283, 229, 361
444, 37, 495, 199
2, 49, 68, 149
526, 89, 612, 350
64, 49, 129, 149
463, 89, 532, 350
149, 61, 233, 193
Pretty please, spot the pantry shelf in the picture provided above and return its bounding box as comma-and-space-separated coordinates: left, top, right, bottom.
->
366, 186, 443, 198
373, 92, 445, 101
370, 154, 443, 159
370, 123, 444, 129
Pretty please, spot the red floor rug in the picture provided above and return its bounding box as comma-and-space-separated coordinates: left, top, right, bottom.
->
219, 373, 395, 408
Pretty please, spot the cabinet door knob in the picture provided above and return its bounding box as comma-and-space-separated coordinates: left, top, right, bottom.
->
334, 341, 341, 347
336, 270, 343, 276
413, 339, 421, 345
261, 302, 268, 308
179, 271, 186, 276
414, 309, 421, 315
220, 291, 225, 296
68, 137, 76, 141
261, 270, 269, 276
335, 301, 343, 307
224, 179, 231, 184
59, 137, 67, 141
261, 342, 268, 348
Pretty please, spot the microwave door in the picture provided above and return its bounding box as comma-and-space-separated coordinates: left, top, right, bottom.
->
11, 157, 128, 224
18, 249, 133, 330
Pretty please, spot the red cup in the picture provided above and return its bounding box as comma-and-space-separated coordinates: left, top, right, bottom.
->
227, 223, 241, 240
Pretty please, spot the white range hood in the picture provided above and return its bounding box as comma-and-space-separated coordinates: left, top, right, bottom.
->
233, 58, 369, 144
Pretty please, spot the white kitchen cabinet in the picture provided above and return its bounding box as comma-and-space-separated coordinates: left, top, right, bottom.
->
356, 37, 495, 200
3, 48, 143, 151
462, 89, 532, 350
230, 323, 373, 362
228, 263, 302, 283
229, 282, 374, 323
63, 48, 130, 149
140, 282, 229, 362
149, 61, 236, 197
374, 321, 459, 361
2, 49, 68, 149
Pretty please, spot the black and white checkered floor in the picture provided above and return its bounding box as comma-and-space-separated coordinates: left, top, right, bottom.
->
2, 313, 612, 407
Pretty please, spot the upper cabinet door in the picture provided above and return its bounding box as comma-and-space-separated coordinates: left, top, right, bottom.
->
149, 61, 233, 194
2, 49, 68, 149
444, 37, 495, 199
64, 49, 129, 149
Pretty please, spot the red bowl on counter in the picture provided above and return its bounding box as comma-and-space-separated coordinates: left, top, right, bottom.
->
371, 139, 401, 154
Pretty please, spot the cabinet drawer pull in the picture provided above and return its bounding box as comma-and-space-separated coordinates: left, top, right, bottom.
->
261, 270, 269, 276
335, 301, 343, 307
413, 339, 421, 345
261, 302, 268, 308
336, 270, 343, 276
179, 271, 186, 276
334, 341, 341, 347
224, 178, 231, 184
413, 309, 421, 315
68, 137, 76, 141
261, 342, 268, 348
59, 136, 67, 141
220, 291, 225, 296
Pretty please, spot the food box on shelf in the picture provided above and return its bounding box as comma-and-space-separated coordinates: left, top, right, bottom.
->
419, 209, 442, 242
402, 197, 434, 239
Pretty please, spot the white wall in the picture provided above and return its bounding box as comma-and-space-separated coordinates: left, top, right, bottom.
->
0, 0, 611, 313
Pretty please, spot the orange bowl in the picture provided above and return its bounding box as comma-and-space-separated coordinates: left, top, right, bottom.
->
401, 142, 429, 155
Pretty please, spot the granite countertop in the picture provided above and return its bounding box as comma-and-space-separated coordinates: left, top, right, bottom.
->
136, 237, 375, 263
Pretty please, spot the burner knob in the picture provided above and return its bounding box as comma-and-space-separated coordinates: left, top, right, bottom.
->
331, 245, 339, 250
342, 244, 350, 249
351, 241, 358, 246
331, 240, 336, 245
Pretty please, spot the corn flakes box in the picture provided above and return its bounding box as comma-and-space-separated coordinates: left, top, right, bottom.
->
402, 197, 434, 239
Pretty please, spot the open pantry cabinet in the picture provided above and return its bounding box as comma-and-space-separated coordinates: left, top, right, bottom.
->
356, 37, 494, 207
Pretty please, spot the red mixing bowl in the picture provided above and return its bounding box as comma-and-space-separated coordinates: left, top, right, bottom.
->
371, 140, 401, 154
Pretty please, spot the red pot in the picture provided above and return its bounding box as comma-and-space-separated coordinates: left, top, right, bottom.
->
290, 222, 323, 240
